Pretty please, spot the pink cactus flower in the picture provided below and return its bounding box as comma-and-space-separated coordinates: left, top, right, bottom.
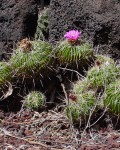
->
64, 30, 81, 41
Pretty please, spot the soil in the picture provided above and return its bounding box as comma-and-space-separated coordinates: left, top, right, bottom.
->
0, 105, 120, 150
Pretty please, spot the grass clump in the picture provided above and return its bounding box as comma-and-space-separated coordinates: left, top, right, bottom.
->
24, 91, 46, 110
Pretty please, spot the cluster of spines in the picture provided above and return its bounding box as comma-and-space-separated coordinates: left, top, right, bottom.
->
103, 80, 120, 115
10, 40, 53, 77
24, 91, 46, 110
57, 40, 94, 65
0, 62, 12, 86
86, 55, 118, 88
66, 55, 120, 123
66, 80, 96, 123
1, 38, 120, 120
35, 8, 49, 40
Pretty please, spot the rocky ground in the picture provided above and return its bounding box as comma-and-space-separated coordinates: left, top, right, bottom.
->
0, 105, 120, 150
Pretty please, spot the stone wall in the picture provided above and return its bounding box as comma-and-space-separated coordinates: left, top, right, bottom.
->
0, 0, 38, 59
0, 0, 120, 59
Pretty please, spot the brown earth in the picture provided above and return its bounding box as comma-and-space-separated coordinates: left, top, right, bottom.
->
0, 106, 120, 150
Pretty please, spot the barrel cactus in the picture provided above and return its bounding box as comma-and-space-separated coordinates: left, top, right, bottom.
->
57, 30, 94, 65
24, 91, 46, 110
103, 79, 120, 115
0, 62, 12, 86
57, 40, 94, 65
35, 8, 49, 40
87, 59, 118, 89
10, 39, 53, 77
73, 79, 88, 93
66, 91, 95, 122
95, 55, 115, 66
66, 80, 96, 123
66, 100, 80, 123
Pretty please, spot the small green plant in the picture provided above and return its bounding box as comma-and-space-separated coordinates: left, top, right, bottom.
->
66, 91, 95, 122
95, 55, 115, 65
10, 40, 53, 77
24, 91, 46, 110
35, 8, 49, 40
73, 79, 89, 93
103, 79, 120, 115
57, 40, 94, 65
66, 80, 96, 122
57, 30, 94, 66
0, 62, 12, 86
87, 61, 118, 89
66, 100, 80, 122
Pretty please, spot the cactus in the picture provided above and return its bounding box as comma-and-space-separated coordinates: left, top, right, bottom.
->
66, 100, 80, 122
0, 62, 12, 86
103, 80, 120, 115
10, 40, 53, 77
73, 79, 89, 93
57, 40, 94, 65
87, 60, 118, 88
35, 8, 49, 40
66, 91, 95, 122
66, 80, 96, 122
95, 55, 115, 65
24, 91, 46, 110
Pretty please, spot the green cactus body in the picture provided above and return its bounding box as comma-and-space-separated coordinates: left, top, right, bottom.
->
57, 41, 93, 65
0, 62, 12, 86
10, 40, 53, 77
35, 8, 49, 40
87, 62, 118, 88
73, 80, 88, 93
66, 91, 95, 122
66, 80, 96, 122
24, 91, 46, 110
66, 101, 80, 122
104, 80, 120, 115
95, 55, 115, 65
77, 91, 95, 115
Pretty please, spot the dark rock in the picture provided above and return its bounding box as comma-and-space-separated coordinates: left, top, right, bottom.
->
49, 0, 120, 58
0, 0, 38, 58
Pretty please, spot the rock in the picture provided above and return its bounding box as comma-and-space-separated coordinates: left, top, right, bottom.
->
0, 0, 38, 58
49, 0, 120, 58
